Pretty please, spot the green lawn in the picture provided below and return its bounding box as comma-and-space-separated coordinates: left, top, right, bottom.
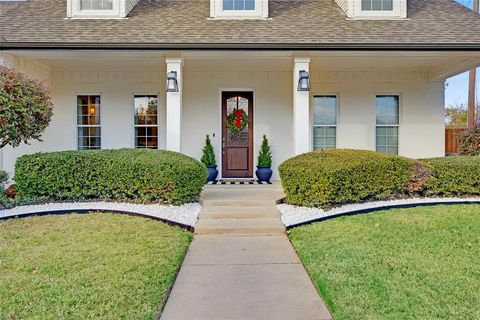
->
0, 213, 192, 320
289, 205, 480, 320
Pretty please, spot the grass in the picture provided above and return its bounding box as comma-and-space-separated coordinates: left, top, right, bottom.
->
0, 213, 192, 320
289, 205, 480, 320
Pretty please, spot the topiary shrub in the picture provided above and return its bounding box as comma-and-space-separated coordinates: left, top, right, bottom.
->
14, 149, 207, 205
459, 127, 480, 156
257, 135, 272, 167
201, 135, 216, 167
422, 156, 480, 196
0, 65, 53, 149
278, 149, 416, 207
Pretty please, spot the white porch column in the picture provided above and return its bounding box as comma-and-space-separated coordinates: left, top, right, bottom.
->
165, 58, 183, 152
293, 57, 311, 155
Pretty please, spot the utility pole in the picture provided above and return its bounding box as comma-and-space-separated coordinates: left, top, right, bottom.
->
468, 0, 479, 128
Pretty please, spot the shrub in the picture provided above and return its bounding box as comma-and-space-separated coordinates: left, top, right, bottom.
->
201, 135, 216, 167
422, 156, 480, 196
14, 149, 207, 205
257, 135, 272, 167
0, 65, 53, 149
0, 170, 7, 189
459, 127, 480, 156
0, 170, 9, 208
279, 150, 416, 207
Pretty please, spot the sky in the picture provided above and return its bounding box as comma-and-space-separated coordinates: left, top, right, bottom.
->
445, 0, 479, 108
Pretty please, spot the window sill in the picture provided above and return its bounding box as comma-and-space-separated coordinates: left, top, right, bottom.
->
208, 16, 271, 20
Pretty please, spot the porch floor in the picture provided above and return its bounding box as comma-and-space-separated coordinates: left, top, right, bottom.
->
160, 185, 332, 320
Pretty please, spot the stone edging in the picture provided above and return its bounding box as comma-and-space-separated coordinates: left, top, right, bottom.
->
277, 198, 480, 229
0, 202, 201, 231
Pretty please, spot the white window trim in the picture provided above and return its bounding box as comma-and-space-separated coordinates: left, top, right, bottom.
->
76, 93, 102, 151
375, 94, 402, 155
311, 94, 339, 151
132, 93, 160, 149
210, 0, 268, 19
350, 0, 407, 19
67, 0, 124, 19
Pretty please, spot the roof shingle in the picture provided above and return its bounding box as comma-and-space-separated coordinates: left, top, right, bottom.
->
1, 0, 480, 49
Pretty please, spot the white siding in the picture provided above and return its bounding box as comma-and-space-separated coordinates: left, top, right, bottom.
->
334, 0, 349, 14
124, 0, 140, 16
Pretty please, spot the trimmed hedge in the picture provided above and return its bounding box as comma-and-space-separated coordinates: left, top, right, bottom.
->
423, 156, 480, 196
279, 150, 416, 207
14, 149, 207, 205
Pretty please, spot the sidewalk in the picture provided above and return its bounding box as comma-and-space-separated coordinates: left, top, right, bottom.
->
160, 185, 332, 320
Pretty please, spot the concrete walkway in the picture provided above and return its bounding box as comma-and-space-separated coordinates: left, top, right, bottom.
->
160, 184, 332, 320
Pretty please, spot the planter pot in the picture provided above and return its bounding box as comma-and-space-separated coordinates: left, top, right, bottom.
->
206, 165, 219, 182
255, 166, 273, 182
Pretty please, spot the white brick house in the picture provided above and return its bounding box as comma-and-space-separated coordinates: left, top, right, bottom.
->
1, 0, 480, 180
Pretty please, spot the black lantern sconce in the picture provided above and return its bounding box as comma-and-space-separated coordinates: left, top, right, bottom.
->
297, 70, 311, 92
166, 71, 179, 92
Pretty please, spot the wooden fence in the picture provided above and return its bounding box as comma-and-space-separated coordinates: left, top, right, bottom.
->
445, 128, 466, 154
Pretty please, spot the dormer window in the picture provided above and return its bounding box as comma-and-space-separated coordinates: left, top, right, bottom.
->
210, 0, 268, 19
223, 0, 255, 11
80, 0, 113, 10
67, 0, 139, 19
361, 0, 393, 11
334, 0, 406, 19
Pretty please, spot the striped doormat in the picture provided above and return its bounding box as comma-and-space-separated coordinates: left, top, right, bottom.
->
207, 180, 272, 185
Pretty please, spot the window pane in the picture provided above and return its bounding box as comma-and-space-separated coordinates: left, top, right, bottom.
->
376, 126, 398, 155
313, 127, 336, 151
376, 95, 399, 125
362, 0, 372, 10
372, 0, 382, 10
81, 0, 113, 10
223, 0, 234, 10
224, 0, 255, 10
383, 0, 393, 10
313, 96, 337, 125
245, 0, 255, 10
134, 95, 158, 125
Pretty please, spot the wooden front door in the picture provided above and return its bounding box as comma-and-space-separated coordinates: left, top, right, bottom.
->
222, 91, 254, 178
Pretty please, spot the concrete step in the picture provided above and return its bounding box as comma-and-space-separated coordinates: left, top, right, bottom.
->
202, 199, 277, 207
199, 206, 280, 219
195, 218, 286, 235
203, 184, 284, 191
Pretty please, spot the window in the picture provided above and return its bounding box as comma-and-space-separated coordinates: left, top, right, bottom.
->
67, 0, 122, 18
376, 95, 399, 155
362, 0, 393, 11
313, 96, 337, 150
77, 95, 101, 150
223, 0, 255, 10
210, 0, 268, 18
80, 0, 113, 10
134, 95, 158, 149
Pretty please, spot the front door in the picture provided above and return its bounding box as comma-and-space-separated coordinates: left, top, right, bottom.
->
222, 91, 254, 178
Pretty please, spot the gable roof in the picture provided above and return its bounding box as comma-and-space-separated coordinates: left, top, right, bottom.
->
1, 0, 480, 50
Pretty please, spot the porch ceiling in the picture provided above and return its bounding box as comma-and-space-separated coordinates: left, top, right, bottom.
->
5, 50, 480, 80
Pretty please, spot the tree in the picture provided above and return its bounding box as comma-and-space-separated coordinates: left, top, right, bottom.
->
257, 135, 272, 167
0, 65, 53, 149
445, 104, 468, 128
201, 135, 216, 166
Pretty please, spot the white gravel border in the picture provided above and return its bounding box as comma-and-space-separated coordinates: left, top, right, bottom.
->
0, 202, 201, 228
277, 197, 480, 228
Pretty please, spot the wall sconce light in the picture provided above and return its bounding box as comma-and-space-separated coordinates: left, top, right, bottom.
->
297, 70, 310, 92
166, 71, 179, 92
